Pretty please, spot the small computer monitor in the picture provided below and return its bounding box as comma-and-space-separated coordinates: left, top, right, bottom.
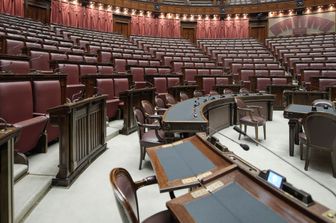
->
266, 170, 286, 189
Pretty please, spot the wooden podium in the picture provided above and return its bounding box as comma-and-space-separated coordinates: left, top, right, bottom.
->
119, 87, 155, 135
48, 95, 107, 186
0, 127, 19, 223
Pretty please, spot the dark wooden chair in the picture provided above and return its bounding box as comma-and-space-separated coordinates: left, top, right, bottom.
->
110, 168, 176, 223
134, 108, 166, 170
141, 100, 163, 124
154, 96, 167, 115
223, 88, 233, 95
235, 97, 266, 142
179, 91, 189, 101
165, 93, 177, 107
299, 112, 336, 177
193, 89, 203, 97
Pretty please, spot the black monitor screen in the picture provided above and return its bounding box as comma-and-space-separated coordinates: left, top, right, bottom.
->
267, 170, 285, 189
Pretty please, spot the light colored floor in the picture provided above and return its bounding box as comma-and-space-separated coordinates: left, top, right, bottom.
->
23, 111, 336, 223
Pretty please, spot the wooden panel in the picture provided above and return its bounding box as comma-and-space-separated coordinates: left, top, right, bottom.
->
181, 22, 197, 43
113, 15, 131, 37
25, 0, 50, 24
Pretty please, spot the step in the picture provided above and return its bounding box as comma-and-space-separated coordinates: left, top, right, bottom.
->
14, 174, 52, 223
14, 164, 28, 182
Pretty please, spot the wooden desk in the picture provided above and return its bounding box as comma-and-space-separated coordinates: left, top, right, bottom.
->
168, 85, 198, 101
48, 95, 107, 186
167, 166, 332, 223
162, 94, 274, 133
119, 87, 155, 135
0, 127, 19, 223
147, 134, 258, 193
283, 90, 328, 107
283, 104, 336, 156
267, 85, 296, 110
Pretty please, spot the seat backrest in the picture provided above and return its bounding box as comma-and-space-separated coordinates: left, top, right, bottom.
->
58, 64, 80, 84
114, 78, 129, 97
154, 77, 167, 94
0, 81, 33, 123
84, 56, 97, 63
184, 69, 197, 83
202, 77, 215, 95
240, 69, 254, 81
130, 67, 145, 82
155, 96, 166, 108
0, 59, 30, 74
33, 80, 62, 113
303, 112, 336, 150
145, 67, 158, 75
216, 77, 229, 86
114, 59, 126, 72
30, 50, 50, 71
5, 38, 24, 55
110, 168, 139, 223
319, 79, 336, 91
79, 64, 97, 76
165, 93, 176, 105
234, 97, 247, 110
167, 77, 180, 88
96, 79, 115, 99
50, 52, 67, 61
256, 77, 271, 91
158, 68, 171, 75
68, 54, 84, 62
99, 51, 112, 63
180, 91, 189, 101
272, 78, 288, 85
98, 65, 114, 75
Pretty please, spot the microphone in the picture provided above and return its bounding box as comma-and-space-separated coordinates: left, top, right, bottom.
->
71, 90, 85, 102
207, 126, 250, 151
233, 125, 261, 146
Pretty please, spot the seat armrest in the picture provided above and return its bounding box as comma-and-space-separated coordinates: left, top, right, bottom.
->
33, 112, 47, 117
135, 175, 157, 190
137, 122, 161, 130
145, 113, 162, 121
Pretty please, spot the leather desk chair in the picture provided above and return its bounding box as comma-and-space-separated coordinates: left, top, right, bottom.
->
300, 112, 336, 178
165, 93, 177, 107
134, 108, 166, 170
193, 90, 203, 98
110, 168, 175, 223
179, 91, 189, 101
223, 88, 233, 95
154, 97, 167, 115
235, 97, 266, 142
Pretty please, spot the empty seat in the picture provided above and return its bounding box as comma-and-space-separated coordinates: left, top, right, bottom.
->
33, 80, 62, 142
0, 59, 30, 74
130, 67, 146, 89
96, 79, 120, 119
184, 69, 197, 84
154, 77, 167, 95
319, 79, 336, 91
145, 67, 158, 75
202, 78, 216, 95
114, 59, 126, 72
98, 65, 113, 75
256, 78, 271, 91
114, 78, 129, 107
30, 50, 51, 72
167, 77, 180, 88
58, 63, 84, 100
0, 81, 48, 153
79, 64, 97, 76
5, 38, 24, 55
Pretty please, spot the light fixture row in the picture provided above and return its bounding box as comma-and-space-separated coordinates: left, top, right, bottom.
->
69, 1, 334, 20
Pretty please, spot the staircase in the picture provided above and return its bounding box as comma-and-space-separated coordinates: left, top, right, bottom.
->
13, 120, 123, 223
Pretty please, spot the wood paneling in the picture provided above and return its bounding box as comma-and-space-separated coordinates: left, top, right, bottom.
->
113, 15, 131, 37
249, 26, 267, 43
25, 0, 50, 23
181, 21, 196, 43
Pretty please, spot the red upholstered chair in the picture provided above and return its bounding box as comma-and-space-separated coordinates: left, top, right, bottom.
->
270, 70, 285, 76
114, 59, 127, 72
0, 59, 30, 74
154, 96, 168, 115
322, 70, 336, 77
210, 69, 223, 75
43, 44, 58, 51
68, 54, 84, 62
184, 69, 197, 84
25, 42, 42, 49
130, 67, 146, 89
84, 56, 97, 63
79, 64, 98, 76
167, 78, 180, 88
58, 63, 85, 100
33, 80, 62, 142
30, 50, 51, 72
5, 38, 24, 55
172, 62, 183, 73
301, 70, 320, 87
267, 64, 280, 69
158, 68, 171, 75
0, 82, 48, 153
272, 78, 288, 85
235, 97, 266, 142
198, 69, 209, 75
114, 78, 129, 107
216, 77, 229, 86
256, 70, 269, 76
139, 60, 149, 66
98, 65, 113, 75
145, 67, 158, 75
154, 78, 167, 95
150, 60, 160, 66
98, 51, 112, 63
240, 70, 254, 85
202, 78, 216, 95
50, 52, 67, 61
256, 78, 271, 92
110, 168, 176, 222
96, 79, 120, 120
319, 79, 336, 91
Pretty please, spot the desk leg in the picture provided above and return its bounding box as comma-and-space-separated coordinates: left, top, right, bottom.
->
288, 119, 296, 156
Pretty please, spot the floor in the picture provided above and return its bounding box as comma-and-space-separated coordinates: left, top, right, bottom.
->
22, 111, 336, 223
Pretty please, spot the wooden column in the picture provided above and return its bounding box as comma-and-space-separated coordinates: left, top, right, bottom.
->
0, 127, 19, 223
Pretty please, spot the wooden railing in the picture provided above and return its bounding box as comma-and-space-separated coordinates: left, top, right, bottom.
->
48, 95, 107, 187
